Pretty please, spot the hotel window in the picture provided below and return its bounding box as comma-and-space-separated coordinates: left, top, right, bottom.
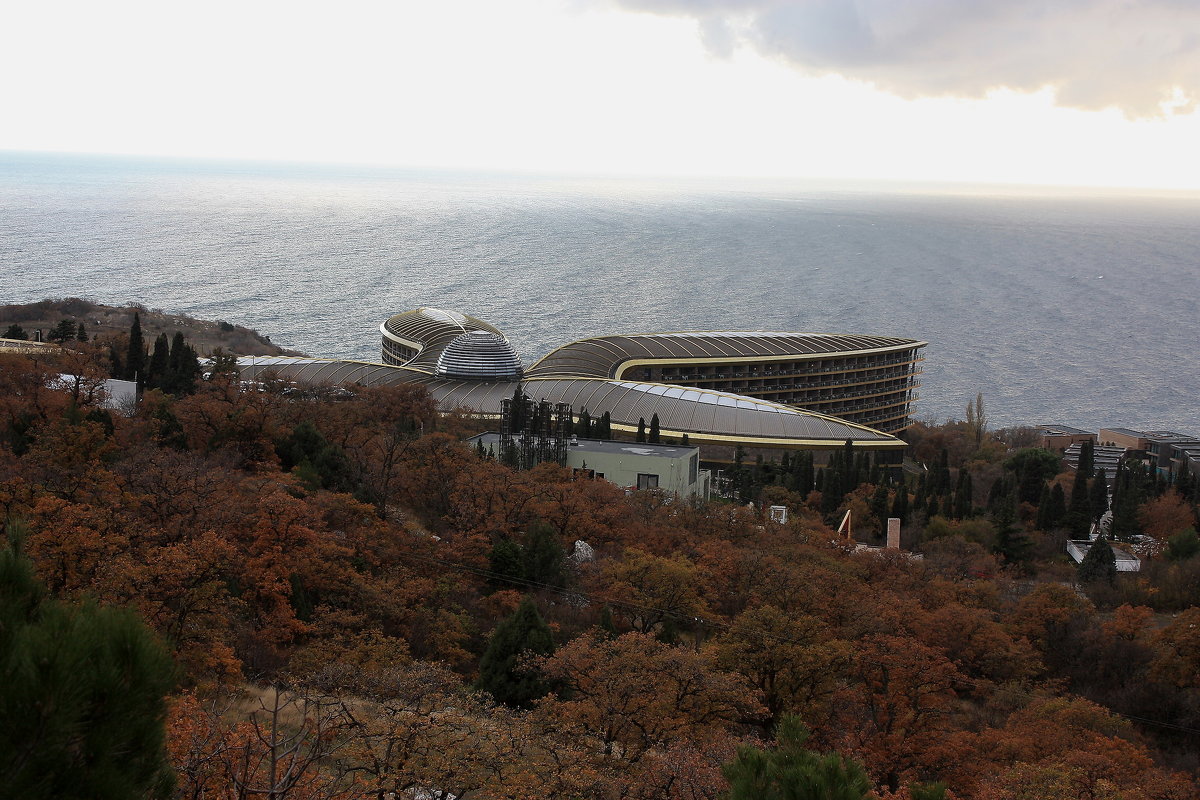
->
637, 473, 659, 490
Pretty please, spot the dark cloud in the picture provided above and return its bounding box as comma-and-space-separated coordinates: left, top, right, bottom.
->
616, 0, 1200, 116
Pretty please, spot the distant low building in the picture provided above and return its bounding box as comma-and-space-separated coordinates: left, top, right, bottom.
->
1095, 427, 1200, 478
1037, 424, 1095, 452
469, 432, 710, 500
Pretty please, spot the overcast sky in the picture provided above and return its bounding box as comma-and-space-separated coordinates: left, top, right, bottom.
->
3, 0, 1199, 188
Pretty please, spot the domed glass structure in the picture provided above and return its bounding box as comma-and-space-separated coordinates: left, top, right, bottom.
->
434, 331, 524, 381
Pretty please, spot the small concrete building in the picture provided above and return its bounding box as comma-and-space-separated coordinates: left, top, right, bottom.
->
469, 432, 710, 500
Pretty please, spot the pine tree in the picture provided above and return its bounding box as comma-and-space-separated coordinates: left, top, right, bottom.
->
475, 596, 555, 708
2, 323, 28, 340
125, 312, 145, 385
1077, 538, 1117, 585
47, 318, 77, 343
723, 715, 871, 800
522, 522, 566, 588
0, 529, 176, 799
648, 413, 661, 444
487, 538, 525, 590
76, 322, 88, 341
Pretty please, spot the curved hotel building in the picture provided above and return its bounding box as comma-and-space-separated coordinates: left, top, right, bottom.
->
236, 308, 924, 456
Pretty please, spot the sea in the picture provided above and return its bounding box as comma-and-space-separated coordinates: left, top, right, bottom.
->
2, 151, 1198, 433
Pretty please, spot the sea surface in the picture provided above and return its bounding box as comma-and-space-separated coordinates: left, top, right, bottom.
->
2, 152, 1198, 433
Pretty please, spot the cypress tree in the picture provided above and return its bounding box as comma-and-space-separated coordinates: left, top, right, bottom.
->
1089, 468, 1109, 523
576, 408, 591, 438
841, 440, 856, 495
1036, 483, 1052, 530
926, 494, 940, 519
166, 332, 199, 395
125, 312, 145, 385
870, 482, 889, 532
648, 413, 661, 444
1110, 462, 1146, 541
798, 451, 814, 496
146, 333, 170, 390
597, 411, 612, 440
475, 596, 555, 708
1063, 466, 1092, 538
637, 418, 646, 443
1041, 483, 1066, 530
953, 470, 972, 518
1078, 439, 1095, 479
891, 479, 909, 523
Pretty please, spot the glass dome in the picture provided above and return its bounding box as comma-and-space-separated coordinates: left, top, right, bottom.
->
434, 331, 524, 381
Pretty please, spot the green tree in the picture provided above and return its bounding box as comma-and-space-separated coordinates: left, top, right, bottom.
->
76, 322, 88, 341
146, 333, 170, 390
1063, 465, 1092, 538
125, 312, 146, 385
992, 499, 1031, 564
3, 323, 29, 340
648, 412, 661, 444
1077, 538, 1117, 585
47, 318, 78, 343
890, 479, 909, 524
0, 528, 176, 799
1165, 528, 1199, 561
636, 417, 647, 443
522, 521, 566, 588
1089, 468, 1109, 523
722, 714, 871, 800
597, 411, 612, 440
1078, 438, 1095, 479
475, 596, 555, 708
164, 332, 200, 395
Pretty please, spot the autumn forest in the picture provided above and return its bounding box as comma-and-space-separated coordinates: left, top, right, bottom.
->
2, 329, 1199, 800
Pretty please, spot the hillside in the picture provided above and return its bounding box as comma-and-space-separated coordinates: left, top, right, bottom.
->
0, 297, 307, 357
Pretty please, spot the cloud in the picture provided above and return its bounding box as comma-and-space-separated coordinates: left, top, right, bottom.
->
614, 0, 1200, 117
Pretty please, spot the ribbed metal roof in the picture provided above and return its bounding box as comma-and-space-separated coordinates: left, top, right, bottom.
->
435, 331, 524, 381
527, 332, 927, 379
380, 307, 505, 369
236, 357, 903, 448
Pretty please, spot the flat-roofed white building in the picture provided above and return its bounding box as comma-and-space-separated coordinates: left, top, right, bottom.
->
469, 432, 710, 500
